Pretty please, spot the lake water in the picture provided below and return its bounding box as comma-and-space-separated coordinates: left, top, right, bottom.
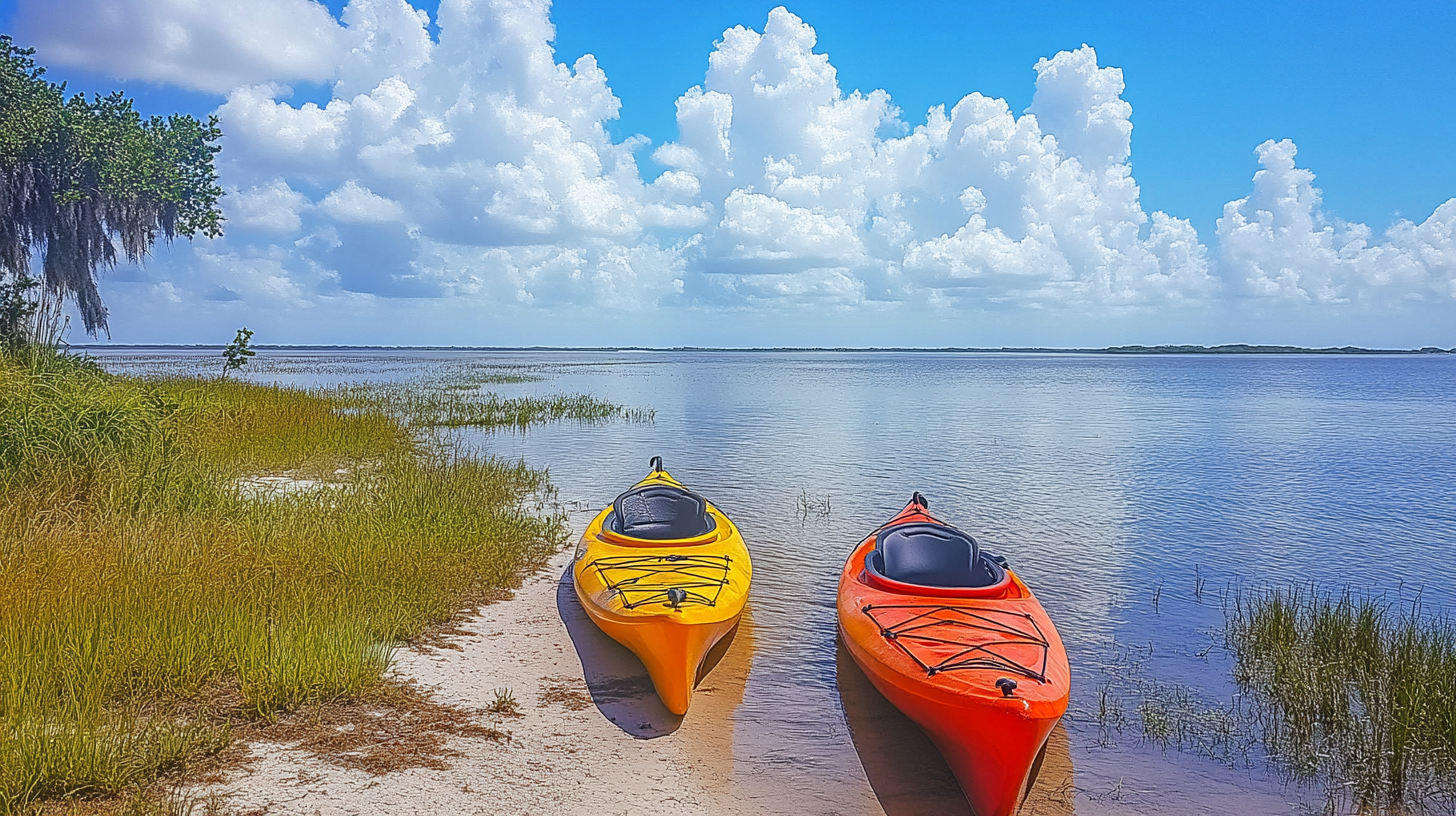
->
92, 348, 1456, 815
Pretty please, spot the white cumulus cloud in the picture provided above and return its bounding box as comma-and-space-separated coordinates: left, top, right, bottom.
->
1218, 139, 1456, 304
15, 0, 349, 93
656, 14, 1214, 309
16, 0, 1454, 343
318, 181, 405, 223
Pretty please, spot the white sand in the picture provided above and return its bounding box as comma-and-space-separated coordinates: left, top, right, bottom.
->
195, 540, 784, 816
193, 504, 1093, 816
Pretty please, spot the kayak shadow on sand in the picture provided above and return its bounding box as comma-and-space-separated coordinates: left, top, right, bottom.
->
557, 560, 742, 740
835, 637, 1077, 816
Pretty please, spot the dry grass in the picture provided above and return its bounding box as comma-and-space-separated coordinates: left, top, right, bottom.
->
535, 678, 592, 712
0, 348, 603, 813
221, 682, 510, 777
27, 681, 508, 816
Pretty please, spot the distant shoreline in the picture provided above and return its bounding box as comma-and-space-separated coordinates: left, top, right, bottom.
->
73, 343, 1456, 355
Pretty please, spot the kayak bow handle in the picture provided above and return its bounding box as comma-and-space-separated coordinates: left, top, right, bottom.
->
996, 678, 1018, 697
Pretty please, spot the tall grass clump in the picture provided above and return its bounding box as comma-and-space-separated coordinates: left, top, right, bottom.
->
0, 347, 569, 812
334, 378, 653, 429
1228, 586, 1456, 812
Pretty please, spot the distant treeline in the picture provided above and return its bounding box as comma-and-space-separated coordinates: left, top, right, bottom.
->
1099, 344, 1456, 355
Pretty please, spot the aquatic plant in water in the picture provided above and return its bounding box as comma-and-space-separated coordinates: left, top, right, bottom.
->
1086, 584, 1456, 814
1227, 586, 1456, 813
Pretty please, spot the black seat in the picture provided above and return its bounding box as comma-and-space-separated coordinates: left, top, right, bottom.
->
605, 484, 717, 540
867, 522, 1004, 588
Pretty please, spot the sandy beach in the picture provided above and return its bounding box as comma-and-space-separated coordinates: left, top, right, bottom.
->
192, 536, 786, 816
192, 518, 1079, 816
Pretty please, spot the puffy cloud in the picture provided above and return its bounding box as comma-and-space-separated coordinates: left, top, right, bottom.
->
194, 0, 665, 304
15, 0, 348, 93
318, 181, 405, 224
1026, 45, 1133, 170
224, 180, 310, 234
714, 190, 864, 267
1217, 139, 1456, 304
18, 0, 1453, 342
657, 16, 1214, 309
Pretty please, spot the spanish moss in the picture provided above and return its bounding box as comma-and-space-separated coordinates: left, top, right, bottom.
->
0, 35, 223, 337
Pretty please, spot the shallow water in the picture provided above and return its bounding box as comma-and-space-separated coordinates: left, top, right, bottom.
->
93, 347, 1456, 815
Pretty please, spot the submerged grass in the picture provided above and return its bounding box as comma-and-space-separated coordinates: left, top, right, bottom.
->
0, 348, 589, 812
335, 379, 654, 429
1090, 584, 1456, 814
1228, 586, 1456, 813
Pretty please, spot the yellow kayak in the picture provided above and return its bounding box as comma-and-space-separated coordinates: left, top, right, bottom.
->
573, 457, 752, 715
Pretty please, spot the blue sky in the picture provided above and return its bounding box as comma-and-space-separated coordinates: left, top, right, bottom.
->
553, 0, 1456, 239
3, 0, 1455, 347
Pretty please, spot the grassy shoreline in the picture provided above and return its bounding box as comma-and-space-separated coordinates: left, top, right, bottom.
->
0, 349, 629, 812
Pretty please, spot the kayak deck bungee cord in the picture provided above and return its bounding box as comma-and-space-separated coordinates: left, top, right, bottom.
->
837, 492, 1070, 816
859, 604, 1052, 681
587, 553, 734, 610
573, 457, 752, 715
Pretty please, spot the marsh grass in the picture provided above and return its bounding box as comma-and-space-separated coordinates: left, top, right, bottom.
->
335, 379, 654, 429
1228, 586, 1456, 813
1132, 679, 1254, 763
794, 488, 831, 521
1090, 586, 1456, 814
0, 348, 586, 812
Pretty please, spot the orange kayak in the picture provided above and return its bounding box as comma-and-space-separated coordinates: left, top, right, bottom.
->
837, 493, 1070, 816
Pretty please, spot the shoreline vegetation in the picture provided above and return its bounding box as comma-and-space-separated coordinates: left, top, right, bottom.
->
1229, 588, 1456, 813
0, 347, 646, 814
1093, 583, 1456, 814
74, 343, 1456, 355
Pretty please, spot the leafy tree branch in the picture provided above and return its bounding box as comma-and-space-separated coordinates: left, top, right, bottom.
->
1, 35, 224, 338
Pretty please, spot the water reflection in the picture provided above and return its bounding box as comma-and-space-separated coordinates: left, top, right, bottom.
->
684, 611, 757, 796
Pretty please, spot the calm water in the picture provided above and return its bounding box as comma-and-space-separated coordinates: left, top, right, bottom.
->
93, 348, 1456, 815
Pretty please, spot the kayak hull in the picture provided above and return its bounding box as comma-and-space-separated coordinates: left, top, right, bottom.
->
840, 621, 1061, 816
837, 498, 1070, 816
573, 467, 751, 716
571, 592, 741, 715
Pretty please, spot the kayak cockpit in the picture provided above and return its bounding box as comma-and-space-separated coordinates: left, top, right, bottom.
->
864, 521, 1013, 598
604, 483, 718, 540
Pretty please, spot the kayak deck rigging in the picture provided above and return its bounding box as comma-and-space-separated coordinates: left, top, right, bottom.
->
589, 553, 733, 609
862, 603, 1051, 682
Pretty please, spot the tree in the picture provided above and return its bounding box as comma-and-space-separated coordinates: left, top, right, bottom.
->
221, 327, 254, 376
0, 35, 224, 338
0, 271, 38, 350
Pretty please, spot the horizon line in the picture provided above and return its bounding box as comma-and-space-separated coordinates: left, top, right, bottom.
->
69, 343, 1456, 355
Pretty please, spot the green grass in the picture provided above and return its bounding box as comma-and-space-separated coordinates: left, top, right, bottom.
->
1228, 586, 1456, 813
0, 348, 613, 812
335, 379, 654, 428
1084, 584, 1456, 813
